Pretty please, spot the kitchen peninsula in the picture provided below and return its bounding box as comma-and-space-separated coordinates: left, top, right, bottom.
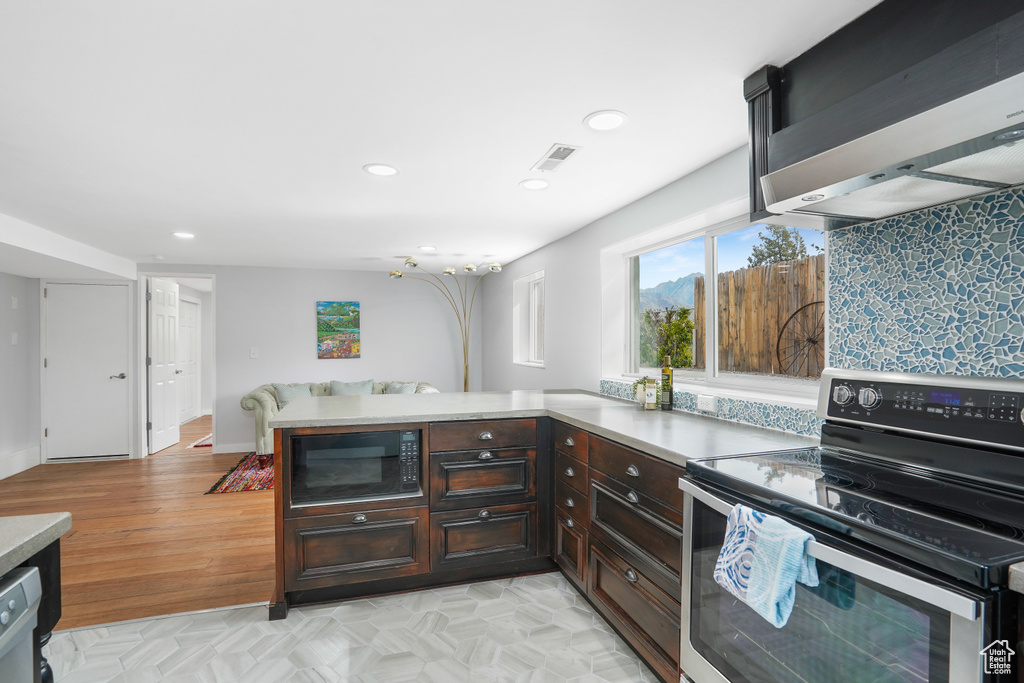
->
268, 389, 815, 682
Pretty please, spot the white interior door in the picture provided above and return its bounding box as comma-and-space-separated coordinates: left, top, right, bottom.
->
44, 283, 130, 459
177, 298, 200, 424
148, 277, 180, 453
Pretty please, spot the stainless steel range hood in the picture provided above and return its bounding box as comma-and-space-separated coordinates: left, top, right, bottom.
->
761, 70, 1024, 229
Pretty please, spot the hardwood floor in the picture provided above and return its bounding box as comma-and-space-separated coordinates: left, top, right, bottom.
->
152, 414, 214, 456
0, 444, 274, 630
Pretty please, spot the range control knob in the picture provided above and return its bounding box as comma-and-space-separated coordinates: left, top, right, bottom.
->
832, 385, 855, 406
856, 512, 876, 525
858, 387, 883, 410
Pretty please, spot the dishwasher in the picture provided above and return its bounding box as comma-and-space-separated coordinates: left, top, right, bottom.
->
0, 567, 42, 683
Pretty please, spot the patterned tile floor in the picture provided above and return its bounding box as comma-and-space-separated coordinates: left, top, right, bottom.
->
45, 572, 659, 683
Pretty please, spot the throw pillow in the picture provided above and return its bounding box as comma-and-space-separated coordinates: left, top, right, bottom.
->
272, 383, 312, 409
384, 381, 418, 395
330, 379, 374, 396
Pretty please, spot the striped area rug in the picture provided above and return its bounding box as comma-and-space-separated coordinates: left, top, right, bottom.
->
206, 453, 274, 494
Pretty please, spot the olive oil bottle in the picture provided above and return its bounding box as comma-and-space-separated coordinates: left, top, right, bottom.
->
660, 356, 673, 410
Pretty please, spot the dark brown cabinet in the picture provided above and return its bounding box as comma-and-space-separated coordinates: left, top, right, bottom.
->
589, 540, 681, 683
430, 502, 539, 570
284, 506, 430, 591
554, 506, 587, 591
430, 447, 536, 510
553, 421, 588, 461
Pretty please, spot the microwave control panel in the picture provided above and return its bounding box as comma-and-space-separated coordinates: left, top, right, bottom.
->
398, 430, 420, 491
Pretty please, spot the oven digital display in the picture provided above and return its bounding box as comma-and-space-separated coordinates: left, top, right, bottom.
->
929, 390, 961, 406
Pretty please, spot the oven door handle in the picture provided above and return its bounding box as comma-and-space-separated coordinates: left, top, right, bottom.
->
678, 477, 980, 621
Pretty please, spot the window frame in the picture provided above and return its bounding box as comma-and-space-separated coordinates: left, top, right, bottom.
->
626, 214, 826, 402
512, 269, 546, 369
528, 277, 544, 364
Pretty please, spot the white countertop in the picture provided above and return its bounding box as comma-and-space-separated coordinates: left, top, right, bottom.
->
270, 389, 818, 467
0, 512, 72, 577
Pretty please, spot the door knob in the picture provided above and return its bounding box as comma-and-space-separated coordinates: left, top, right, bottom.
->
109, 373, 126, 379
175, 370, 183, 375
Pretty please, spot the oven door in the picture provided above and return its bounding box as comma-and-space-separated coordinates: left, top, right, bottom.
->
679, 478, 987, 683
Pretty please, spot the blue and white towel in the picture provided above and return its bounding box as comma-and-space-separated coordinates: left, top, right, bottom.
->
713, 504, 818, 628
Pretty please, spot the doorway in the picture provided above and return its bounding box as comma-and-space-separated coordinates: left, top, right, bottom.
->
139, 274, 215, 456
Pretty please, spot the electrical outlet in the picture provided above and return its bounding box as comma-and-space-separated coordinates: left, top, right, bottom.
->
697, 394, 717, 413
11, 296, 17, 309
250, 347, 258, 359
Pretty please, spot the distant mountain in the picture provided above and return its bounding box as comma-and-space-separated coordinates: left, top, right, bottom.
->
640, 273, 700, 312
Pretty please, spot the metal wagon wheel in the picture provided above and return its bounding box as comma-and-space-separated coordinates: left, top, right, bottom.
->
776, 301, 825, 378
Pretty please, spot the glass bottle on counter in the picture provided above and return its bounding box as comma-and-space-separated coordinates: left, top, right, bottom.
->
661, 356, 673, 410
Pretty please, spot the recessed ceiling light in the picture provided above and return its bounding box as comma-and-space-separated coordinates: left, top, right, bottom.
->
520, 179, 549, 190
418, 245, 436, 252
172, 232, 194, 239
363, 163, 399, 176
584, 110, 628, 131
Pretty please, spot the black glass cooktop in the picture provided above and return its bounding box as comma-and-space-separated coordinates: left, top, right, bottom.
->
687, 447, 1024, 588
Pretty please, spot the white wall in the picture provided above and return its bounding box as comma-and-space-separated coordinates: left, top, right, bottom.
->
0, 272, 41, 478
146, 264, 480, 452
480, 146, 748, 391
177, 283, 215, 415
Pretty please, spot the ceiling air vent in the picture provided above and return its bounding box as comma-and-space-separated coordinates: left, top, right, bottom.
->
532, 144, 580, 172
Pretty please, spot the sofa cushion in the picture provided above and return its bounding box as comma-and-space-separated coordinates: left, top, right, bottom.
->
330, 379, 374, 396
272, 382, 312, 408
384, 381, 418, 394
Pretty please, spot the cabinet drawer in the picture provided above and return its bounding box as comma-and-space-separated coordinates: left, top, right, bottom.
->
588, 539, 680, 683
552, 421, 588, 462
555, 506, 587, 591
589, 436, 684, 510
554, 478, 587, 516
430, 419, 537, 452
430, 448, 536, 510
284, 506, 429, 590
430, 502, 537, 571
589, 471, 683, 597
554, 451, 587, 496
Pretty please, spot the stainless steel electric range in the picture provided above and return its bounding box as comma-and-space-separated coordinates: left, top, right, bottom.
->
679, 368, 1024, 683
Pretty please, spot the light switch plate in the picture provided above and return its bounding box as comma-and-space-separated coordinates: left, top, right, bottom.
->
250, 347, 258, 359
10, 332, 17, 346
11, 296, 17, 309
697, 394, 717, 413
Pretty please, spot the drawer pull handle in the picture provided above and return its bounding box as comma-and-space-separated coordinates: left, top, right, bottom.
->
478, 510, 492, 519
564, 437, 575, 447
565, 497, 575, 508
478, 431, 493, 440
625, 568, 638, 583
565, 518, 574, 528
626, 491, 639, 504
478, 451, 494, 460
564, 467, 575, 477
352, 514, 367, 524
626, 465, 640, 477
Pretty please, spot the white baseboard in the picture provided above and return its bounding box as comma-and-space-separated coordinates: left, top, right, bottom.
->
213, 442, 253, 455
0, 444, 41, 481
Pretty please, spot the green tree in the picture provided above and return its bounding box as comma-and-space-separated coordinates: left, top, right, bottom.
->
639, 306, 694, 368
747, 225, 822, 267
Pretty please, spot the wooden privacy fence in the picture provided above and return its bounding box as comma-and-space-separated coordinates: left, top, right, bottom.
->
693, 253, 824, 377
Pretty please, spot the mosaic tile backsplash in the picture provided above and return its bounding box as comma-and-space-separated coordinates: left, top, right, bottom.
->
599, 379, 821, 437
828, 187, 1024, 377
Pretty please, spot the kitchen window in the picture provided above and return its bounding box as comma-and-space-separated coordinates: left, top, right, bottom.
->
630, 218, 825, 388
513, 270, 545, 367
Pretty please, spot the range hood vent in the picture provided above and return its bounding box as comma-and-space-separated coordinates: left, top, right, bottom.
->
761, 71, 1024, 229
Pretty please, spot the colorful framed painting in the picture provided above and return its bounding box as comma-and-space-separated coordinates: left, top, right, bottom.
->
317, 301, 360, 359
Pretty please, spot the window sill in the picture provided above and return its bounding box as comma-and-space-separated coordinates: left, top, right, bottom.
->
514, 361, 546, 369
610, 375, 818, 410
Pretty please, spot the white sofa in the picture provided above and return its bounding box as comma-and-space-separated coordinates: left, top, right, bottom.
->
240, 381, 439, 454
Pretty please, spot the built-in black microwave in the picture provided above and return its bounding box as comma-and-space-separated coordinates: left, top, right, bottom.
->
289, 429, 421, 506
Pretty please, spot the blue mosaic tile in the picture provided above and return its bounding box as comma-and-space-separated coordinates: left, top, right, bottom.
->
599, 379, 821, 438
828, 187, 1024, 377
